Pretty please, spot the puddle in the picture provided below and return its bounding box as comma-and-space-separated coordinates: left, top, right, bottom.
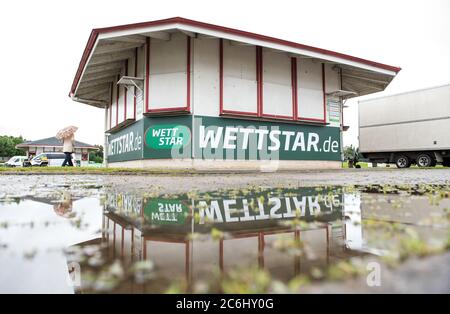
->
0, 185, 449, 293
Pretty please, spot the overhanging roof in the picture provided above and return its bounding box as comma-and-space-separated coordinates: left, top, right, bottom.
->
70, 17, 401, 108
16, 137, 97, 150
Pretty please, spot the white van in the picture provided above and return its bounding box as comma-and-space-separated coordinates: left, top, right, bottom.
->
5, 156, 27, 167
30, 153, 75, 167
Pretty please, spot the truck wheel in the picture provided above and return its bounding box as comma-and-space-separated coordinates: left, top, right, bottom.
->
416, 153, 434, 167
395, 155, 410, 168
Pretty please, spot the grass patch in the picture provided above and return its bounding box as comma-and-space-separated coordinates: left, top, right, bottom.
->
342, 162, 447, 169
0, 166, 192, 175
341, 162, 370, 169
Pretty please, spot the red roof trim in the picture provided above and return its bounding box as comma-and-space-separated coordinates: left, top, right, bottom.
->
69, 17, 401, 96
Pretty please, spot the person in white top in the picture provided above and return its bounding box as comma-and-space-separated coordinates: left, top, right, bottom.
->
62, 134, 75, 167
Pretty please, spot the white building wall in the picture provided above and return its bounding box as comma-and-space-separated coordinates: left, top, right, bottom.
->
191, 37, 339, 123
117, 67, 125, 124
324, 64, 342, 128
126, 56, 136, 120
136, 45, 145, 120
192, 36, 220, 117
222, 39, 258, 114
297, 58, 324, 120
262, 48, 293, 117
111, 78, 118, 128
106, 106, 110, 130
324, 63, 340, 93
148, 32, 188, 110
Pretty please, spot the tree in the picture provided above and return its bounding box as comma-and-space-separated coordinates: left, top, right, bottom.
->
343, 145, 361, 168
89, 145, 104, 163
0, 135, 26, 157
343, 145, 357, 161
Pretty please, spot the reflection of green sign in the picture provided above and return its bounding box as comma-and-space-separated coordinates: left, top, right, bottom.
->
144, 199, 189, 225
145, 124, 191, 149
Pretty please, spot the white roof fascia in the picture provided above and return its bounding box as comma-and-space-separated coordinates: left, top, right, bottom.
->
96, 22, 397, 77
73, 39, 102, 96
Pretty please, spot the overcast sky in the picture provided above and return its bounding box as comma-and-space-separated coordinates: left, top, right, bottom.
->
0, 0, 449, 147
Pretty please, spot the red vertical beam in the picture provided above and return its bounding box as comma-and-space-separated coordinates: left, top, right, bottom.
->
186, 36, 191, 112
256, 46, 263, 117
258, 232, 265, 268
260, 47, 263, 116
294, 230, 301, 275
219, 39, 223, 115
124, 60, 128, 121
185, 240, 190, 282
115, 75, 119, 126
105, 217, 110, 242
343, 222, 347, 251
131, 228, 135, 262
219, 238, 224, 271
121, 227, 125, 258
291, 57, 298, 120
113, 222, 116, 259
340, 69, 344, 128
143, 238, 147, 260
326, 225, 330, 265
256, 46, 260, 116
322, 63, 326, 123
134, 48, 138, 119
109, 83, 113, 129
145, 37, 150, 113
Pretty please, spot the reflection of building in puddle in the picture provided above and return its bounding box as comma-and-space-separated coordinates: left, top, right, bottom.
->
343, 193, 362, 251
93, 187, 367, 287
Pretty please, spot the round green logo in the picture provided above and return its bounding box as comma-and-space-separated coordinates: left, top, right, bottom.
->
145, 124, 191, 149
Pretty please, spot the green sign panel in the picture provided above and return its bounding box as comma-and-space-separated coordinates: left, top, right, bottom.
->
107, 119, 144, 162
145, 124, 191, 149
108, 115, 341, 162
143, 199, 189, 225
143, 115, 192, 159
193, 116, 341, 161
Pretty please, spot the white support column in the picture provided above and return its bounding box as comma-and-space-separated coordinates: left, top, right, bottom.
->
104, 105, 109, 168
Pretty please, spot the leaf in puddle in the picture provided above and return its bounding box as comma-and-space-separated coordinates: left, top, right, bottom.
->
210, 228, 225, 240
221, 267, 271, 294
132, 260, 155, 284
108, 260, 125, 278
310, 267, 325, 279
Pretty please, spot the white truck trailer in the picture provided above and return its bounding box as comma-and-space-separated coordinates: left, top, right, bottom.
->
358, 84, 450, 168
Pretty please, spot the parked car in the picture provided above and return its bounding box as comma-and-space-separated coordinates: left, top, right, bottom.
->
30, 153, 75, 167
5, 156, 28, 167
